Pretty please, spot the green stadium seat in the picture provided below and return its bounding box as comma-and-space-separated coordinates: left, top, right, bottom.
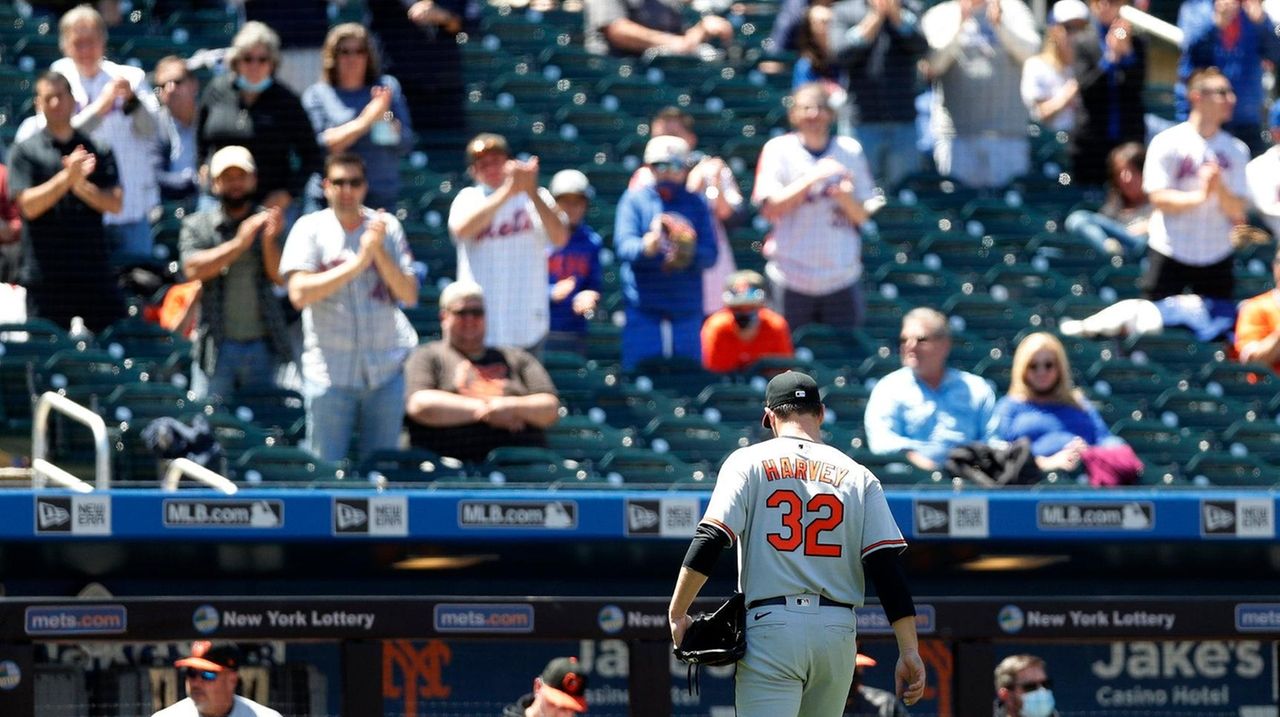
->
491, 72, 573, 116
1086, 359, 1178, 406
1026, 231, 1105, 278
792, 325, 877, 365
1111, 419, 1200, 466
539, 46, 621, 87
595, 76, 683, 113
973, 355, 1014, 394
819, 383, 872, 425
1197, 362, 1280, 409
631, 356, 727, 400
942, 294, 1040, 342
235, 445, 342, 485
961, 199, 1053, 236
695, 383, 767, 424
358, 448, 467, 483
544, 415, 636, 463
1151, 388, 1242, 432
591, 384, 677, 430
204, 412, 272, 467
741, 356, 841, 385
598, 447, 703, 486
869, 204, 946, 236
480, 14, 569, 56
1123, 330, 1226, 379
481, 446, 583, 485
227, 387, 306, 445
1221, 420, 1280, 465
874, 261, 960, 304
554, 105, 644, 148
893, 172, 981, 214
1092, 264, 1145, 300
983, 264, 1077, 307
1184, 452, 1276, 487
642, 415, 752, 465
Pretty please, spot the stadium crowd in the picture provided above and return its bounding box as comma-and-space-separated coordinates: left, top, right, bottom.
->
1, 0, 1279, 486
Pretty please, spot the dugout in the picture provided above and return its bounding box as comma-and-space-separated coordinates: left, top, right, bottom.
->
0, 595, 1277, 716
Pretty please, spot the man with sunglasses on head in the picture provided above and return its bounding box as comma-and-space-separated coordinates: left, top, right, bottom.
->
404, 280, 560, 465
280, 153, 419, 464
994, 654, 1058, 717
153, 641, 281, 717
863, 307, 997, 471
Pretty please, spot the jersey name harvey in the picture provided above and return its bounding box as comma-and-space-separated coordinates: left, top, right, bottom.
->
760, 457, 849, 488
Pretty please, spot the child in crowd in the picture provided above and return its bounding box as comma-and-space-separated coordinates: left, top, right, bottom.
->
546, 170, 602, 354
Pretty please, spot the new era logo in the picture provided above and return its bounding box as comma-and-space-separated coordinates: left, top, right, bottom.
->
1203, 503, 1236, 533
335, 502, 368, 531
628, 503, 660, 531
37, 501, 70, 530
794, 389, 806, 398
915, 503, 948, 533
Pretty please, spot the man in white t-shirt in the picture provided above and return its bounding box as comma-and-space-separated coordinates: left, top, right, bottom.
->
752, 82, 879, 332
1245, 103, 1280, 238
1142, 67, 1249, 300
152, 642, 281, 717
448, 134, 569, 353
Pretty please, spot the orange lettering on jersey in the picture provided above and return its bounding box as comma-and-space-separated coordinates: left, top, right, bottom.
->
833, 467, 849, 488
762, 459, 781, 481
793, 459, 809, 481
816, 461, 834, 485
778, 458, 794, 479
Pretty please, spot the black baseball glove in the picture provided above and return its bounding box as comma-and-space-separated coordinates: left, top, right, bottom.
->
673, 592, 746, 666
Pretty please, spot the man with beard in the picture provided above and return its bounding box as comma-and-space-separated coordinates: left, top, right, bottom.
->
179, 146, 290, 401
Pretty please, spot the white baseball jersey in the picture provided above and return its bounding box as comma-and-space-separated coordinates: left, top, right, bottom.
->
1143, 121, 1249, 266
700, 437, 905, 607
449, 186, 556, 348
152, 695, 282, 717
1246, 146, 1280, 239
751, 134, 876, 295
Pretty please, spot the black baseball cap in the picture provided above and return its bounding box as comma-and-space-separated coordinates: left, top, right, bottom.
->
174, 641, 241, 672
763, 370, 822, 427
539, 656, 588, 712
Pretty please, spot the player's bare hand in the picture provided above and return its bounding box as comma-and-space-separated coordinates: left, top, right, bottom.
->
896, 651, 926, 707
572, 290, 600, 316
669, 614, 693, 647
551, 276, 577, 302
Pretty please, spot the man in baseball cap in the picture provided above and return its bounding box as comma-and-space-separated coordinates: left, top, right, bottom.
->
763, 369, 823, 428
208, 145, 256, 179
153, 641, 281, 717
502, 656, 589, 716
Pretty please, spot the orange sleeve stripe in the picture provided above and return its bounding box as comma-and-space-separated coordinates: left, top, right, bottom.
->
703, 518, 736, 545
860, 538, 907, 557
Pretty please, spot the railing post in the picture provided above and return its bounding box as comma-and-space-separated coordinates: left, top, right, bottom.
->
31, 391, 111, 490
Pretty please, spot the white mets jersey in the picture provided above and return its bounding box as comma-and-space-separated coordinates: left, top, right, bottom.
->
700, 437, 906, 607
751, 133, 876, 295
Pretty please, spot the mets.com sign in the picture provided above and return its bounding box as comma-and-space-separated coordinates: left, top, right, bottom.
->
25, 605, 127, 636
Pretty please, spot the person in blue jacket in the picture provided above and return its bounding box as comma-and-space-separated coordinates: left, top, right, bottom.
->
614, 136, 718, 371
546, 169, 603, 355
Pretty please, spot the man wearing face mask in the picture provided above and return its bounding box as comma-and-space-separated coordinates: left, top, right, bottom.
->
179, 146, 290, 402
994, 654, 1059, 717
701, 270, 795, 374
614, 135, 718, 371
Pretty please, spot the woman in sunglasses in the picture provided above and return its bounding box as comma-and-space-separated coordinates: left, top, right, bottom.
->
994, 332, 1120, 475
302, 23, 414, 211
197, 22, 319, 215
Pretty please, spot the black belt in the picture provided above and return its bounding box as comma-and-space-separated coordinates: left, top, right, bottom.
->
748, 596, 854, 610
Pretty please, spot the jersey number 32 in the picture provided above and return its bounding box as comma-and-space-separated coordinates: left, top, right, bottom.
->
765, 490, 844, 557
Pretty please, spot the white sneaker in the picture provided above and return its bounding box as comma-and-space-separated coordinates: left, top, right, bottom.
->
1059, 319, 1084, 337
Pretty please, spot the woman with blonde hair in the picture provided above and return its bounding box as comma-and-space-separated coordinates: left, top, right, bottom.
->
197, 21, 319, 212
302, 23, 414, 211
995, 332, 1116, 473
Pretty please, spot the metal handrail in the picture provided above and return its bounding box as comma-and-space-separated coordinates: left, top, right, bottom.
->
32, 391, 111, 491
161, 457, 238, 494
30, 459, 94, 493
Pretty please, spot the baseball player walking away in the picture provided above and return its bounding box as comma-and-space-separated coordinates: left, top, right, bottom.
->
668, 370, 926, 716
